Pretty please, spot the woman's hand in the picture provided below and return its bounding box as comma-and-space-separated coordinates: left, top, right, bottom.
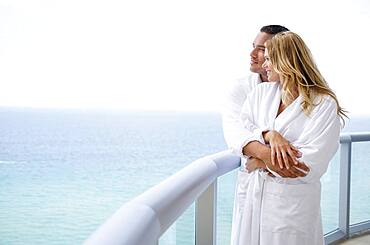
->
263, 130, 301, 169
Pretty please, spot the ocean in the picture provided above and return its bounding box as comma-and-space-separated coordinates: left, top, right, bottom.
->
0, 108, 369, 245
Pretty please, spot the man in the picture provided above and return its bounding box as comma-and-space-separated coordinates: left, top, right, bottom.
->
223, 25, 308, 177
223, 25, 287, 157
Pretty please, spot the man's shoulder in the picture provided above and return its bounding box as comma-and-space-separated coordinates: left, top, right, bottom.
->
233, 73, 262, 91
238, 73, 261, 85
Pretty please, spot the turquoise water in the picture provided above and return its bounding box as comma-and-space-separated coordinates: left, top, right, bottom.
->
0, 108, 369, 244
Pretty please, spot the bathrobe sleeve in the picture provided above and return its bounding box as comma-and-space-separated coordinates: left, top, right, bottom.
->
235, 85, 274, 157
239, 98, 266, 149
222, 76, 260, 155
295, 97, 341, 183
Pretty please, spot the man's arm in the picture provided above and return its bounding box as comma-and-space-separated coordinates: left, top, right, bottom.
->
242, 140, 269, 160
222, 79, 255, 152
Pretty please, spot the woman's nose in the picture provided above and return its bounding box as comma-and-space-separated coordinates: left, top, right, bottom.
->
262, 60, 267, 68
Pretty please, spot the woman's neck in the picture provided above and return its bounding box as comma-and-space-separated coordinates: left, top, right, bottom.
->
281, 82, 299, 106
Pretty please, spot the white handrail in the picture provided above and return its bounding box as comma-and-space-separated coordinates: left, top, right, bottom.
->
84, 150, 240, 245
340, 132, 370, 143
85, 132, 370, 245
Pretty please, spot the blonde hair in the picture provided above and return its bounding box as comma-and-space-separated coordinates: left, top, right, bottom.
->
265, 31, 347, 122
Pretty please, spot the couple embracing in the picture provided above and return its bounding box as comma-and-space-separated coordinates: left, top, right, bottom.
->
223, 25, 346, 245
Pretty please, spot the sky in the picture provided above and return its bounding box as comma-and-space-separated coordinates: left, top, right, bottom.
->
0, 0, 370, 115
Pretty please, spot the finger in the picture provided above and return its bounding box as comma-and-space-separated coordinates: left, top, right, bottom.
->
295, 151, 302, 158
276, 149, 284, 169
286, 168, 299, 178
296, 162, 310, 172
276, 166, 292, 178
291, 145, 300, 152
291, 146, 302, 156
289, 166, 307, 177
275, 170, 286, 177
281, 150, 290, 169
266, 170, 274, 177
278, 169, 293, 178
291, 149, 302, 158
296, 151, 302, 158
271, 148, 276, 166
286, 148, 299, 165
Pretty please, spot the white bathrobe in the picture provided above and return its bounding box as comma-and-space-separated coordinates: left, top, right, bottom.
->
222, 73, 262, 152
230, 82, 341, 245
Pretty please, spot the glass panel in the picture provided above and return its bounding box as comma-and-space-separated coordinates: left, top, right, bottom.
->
321, 151, 340, 234
159, 204, 195, 245
350, 142, 370, 225
216, 152, 342, 240
216, 170, 237, 245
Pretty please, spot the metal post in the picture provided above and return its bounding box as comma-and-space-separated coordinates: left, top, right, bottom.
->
195, 180, 217, 245
338, 141, 352, 239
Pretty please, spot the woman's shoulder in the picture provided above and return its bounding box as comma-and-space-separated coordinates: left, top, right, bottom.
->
314, 94, 337, 109
311, 94, 339, 119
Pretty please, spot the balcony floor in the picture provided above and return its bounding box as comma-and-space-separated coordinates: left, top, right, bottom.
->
338, 233, 370, 244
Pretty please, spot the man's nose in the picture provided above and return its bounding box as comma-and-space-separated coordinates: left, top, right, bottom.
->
250, 48, 257, 58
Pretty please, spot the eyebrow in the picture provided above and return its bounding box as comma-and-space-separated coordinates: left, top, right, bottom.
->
253, 43, 265, 49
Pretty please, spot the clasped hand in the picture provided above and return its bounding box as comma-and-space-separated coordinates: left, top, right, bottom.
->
246, 130, 310, 178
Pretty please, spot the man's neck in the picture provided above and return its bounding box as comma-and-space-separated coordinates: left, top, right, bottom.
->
260, 73, 268, 82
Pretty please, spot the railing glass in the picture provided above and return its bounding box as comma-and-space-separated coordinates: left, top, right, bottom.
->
350, 142, 370, 225
216, 171, 236, 245
322, 151, 340, 233
85, 132, 370, 245
159, 204, 195, 245
215, 150, 345, 242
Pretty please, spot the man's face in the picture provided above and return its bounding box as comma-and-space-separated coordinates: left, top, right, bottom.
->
249, 32, 272, 76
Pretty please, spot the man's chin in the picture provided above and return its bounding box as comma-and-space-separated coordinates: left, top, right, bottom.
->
250, 66, 261, 74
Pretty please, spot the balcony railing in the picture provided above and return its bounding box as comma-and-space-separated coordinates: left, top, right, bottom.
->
84, 132, 370, 245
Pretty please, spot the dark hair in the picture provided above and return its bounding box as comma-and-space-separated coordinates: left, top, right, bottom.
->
260, 25, 289, 35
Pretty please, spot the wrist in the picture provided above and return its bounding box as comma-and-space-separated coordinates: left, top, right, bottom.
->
266, 130, 280, 143
257, 145, 271, 163
263, 130, 273, 144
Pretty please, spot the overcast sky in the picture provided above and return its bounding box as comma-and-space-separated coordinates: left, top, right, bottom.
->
0, 0, 369, 115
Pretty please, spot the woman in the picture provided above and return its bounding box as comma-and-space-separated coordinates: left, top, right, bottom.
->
231, 32, 346, 245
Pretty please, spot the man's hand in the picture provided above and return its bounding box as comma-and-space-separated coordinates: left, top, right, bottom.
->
264, 156, 310, 178
245, 156, 310, 178
245, 157, 266, 173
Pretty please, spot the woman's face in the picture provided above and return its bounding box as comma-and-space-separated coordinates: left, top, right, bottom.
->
262, 48, 280, 82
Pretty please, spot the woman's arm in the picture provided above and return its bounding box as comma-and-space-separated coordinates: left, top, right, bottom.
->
293, 99, 341, 183
238, 86, 309, 177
